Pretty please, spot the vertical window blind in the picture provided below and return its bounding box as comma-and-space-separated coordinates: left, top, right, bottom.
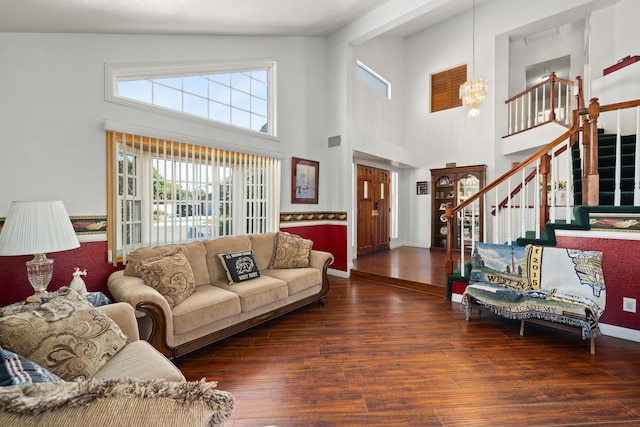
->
106, 131, 281, 265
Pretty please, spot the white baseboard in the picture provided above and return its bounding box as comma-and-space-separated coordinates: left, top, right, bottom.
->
328, 268, 349, 279
599, 323, 640, 343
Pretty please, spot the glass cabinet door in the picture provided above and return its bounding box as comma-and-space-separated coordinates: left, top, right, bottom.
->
458, 174, 479, 202
431, 165, 486, 252
457, 174, 480, 246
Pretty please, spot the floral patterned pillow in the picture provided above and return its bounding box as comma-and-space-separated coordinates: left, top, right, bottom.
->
136, 249, 196, 308
269, 232, 313, 269
0, 288, 128, 381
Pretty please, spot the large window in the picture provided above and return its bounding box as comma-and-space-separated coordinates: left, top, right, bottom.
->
107, 131, 281, 263
106, 61, 275, 135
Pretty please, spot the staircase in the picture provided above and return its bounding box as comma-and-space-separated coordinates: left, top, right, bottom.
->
443, 97, 640, 277
573, 130, 638, 206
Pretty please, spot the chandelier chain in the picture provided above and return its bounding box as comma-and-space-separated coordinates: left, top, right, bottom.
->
459, 0, 487, 117
471, 0, 476, 77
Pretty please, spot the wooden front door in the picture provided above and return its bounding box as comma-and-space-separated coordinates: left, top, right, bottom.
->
357, 165, 390, 256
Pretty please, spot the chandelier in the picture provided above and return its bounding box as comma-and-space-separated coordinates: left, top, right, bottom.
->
459, 0, 488, 117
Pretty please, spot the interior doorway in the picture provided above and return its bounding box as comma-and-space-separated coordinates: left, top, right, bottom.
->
356, 164, 390, 256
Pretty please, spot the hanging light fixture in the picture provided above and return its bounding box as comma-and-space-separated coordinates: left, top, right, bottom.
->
459, 0, 488, 118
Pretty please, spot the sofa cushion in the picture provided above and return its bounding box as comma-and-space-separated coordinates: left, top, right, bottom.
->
269, 232, 313, 269
136, 249, 196, 308
1, 346, 64, 386
262, 268, 321, 296
203, 236, 252, 282
213, 276, 288, 312
124, 241, 210, 286
92, 340, 185, 382
171, 285, 241, 336
218, 250, 261, 285
249, 232, 276, 270
0, 288, 128, 381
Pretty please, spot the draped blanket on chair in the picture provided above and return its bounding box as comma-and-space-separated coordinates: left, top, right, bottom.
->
461, 243, 606, 339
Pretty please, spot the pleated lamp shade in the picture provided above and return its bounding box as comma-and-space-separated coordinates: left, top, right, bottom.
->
0, 201, 80, 256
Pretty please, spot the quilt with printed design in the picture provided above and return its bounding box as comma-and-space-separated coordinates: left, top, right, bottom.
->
462, 243, 606, 339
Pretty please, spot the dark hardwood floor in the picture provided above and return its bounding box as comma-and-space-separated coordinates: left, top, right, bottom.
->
351, 247, 457, 296
174, 248, 640, 427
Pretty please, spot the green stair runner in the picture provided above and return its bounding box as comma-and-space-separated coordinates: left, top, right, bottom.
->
573, 130, 637, 206
447, 131, 639, 299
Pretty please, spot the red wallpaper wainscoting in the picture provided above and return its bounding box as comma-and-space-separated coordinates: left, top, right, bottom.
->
556, 236, 640, 331
0, 241, 121, 307
280, 224, 347, 272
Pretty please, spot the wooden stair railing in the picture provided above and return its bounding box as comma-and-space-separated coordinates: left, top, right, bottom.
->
505, 73, 581, 136
444, 117, 578, 275
445, 97, 640, 275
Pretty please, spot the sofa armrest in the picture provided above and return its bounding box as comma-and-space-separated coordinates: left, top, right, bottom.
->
310, 250, 334, 304
309, 249, 334, 270
108, 271, 172, 318
98, 302, 140, 342
107, 270, 175, 356
0, 378, 234, 427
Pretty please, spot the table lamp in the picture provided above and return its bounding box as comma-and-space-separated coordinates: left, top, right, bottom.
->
0, 201, 80, 302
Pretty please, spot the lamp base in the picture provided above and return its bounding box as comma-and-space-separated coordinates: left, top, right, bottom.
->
25, 291, 48, 304
26, 253, 54, 299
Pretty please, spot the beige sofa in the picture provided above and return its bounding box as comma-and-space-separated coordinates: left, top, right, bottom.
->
0, 300, 234, 426
108, 232, 334, 359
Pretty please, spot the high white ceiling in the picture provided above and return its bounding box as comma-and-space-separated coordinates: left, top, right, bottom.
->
0, 0, 477, 38
0, 0, 393, 37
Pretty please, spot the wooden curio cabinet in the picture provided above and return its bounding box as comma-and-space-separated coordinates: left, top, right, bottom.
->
430, 164, 486, 251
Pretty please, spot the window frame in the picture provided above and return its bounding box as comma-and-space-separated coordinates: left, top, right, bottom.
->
105, 60, 277, 138
356, 60, 391, 99
106, 131, 280, 264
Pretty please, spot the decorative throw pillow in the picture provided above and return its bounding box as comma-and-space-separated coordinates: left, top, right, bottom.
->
136, 248, 196, 308
0, 346, 64, 386
269, 232, 313, 269
218, 250, 261, 285
0, 288, 128, 381
468, 242, 527, 290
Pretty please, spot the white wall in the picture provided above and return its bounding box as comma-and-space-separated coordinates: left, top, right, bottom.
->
387, 0, 619, 247
508, 25, 585, 99
588, 0, 640, 84
352, 37, 405, 159
0, 33, 329, 216
1, 0, 635, 259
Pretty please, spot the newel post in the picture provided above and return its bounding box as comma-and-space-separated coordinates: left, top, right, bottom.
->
548, 72, 557, 121
539, 154, 551, 231
445, 203, 454, 275
585, 97, 601, 206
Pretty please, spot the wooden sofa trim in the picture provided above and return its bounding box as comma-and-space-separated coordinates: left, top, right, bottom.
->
137, 256, 332, 359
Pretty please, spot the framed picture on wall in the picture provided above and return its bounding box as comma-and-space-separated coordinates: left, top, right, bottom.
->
416, 181, 429, 195
292, 157, 319, 204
